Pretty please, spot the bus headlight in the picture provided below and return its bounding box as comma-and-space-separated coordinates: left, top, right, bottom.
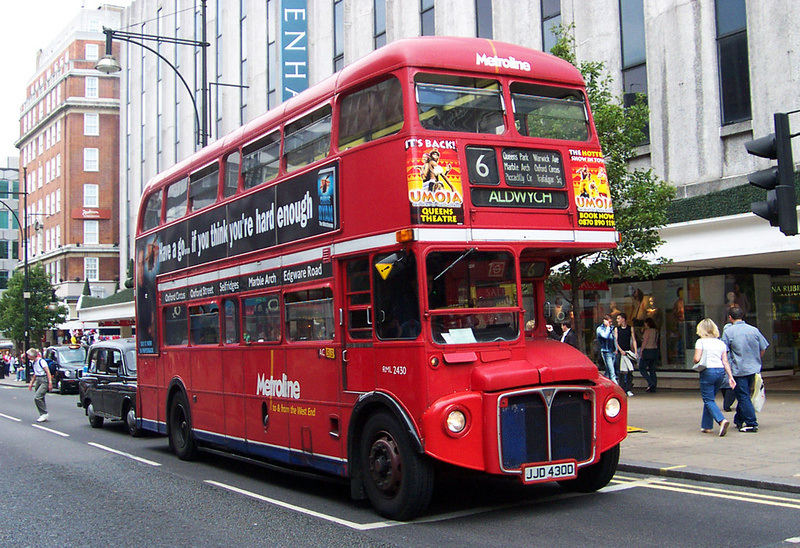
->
445, 409, 467, 435
605, 397, 621, 420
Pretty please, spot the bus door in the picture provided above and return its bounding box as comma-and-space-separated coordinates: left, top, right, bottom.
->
341, 257, 375, 393
188, 303, 224, 436
284, 287, 341, 467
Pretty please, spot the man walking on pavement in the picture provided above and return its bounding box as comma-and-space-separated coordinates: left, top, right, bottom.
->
721, 305, 768, 432
26, 348, 52, 423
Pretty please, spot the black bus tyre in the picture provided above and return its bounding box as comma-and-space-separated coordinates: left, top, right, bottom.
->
87, 403, 104, 428
169, 392, 197, 460
125, 403, 142, 437
558, 444, 620, 493
360, 411, 434, 521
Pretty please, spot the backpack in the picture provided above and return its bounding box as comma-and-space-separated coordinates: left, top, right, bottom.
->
42, 357, 57, 376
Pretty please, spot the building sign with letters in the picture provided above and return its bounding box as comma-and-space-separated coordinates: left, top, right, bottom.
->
281, 0, 309, 101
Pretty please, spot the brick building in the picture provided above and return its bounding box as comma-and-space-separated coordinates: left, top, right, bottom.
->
15, 5, 124, 338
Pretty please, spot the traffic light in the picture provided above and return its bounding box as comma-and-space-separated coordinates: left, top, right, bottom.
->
745, 112, 798, 236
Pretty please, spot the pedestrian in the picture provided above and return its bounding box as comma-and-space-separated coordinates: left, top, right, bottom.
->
694, 318, 735, 436
26, 348, 52, 422
720, 314, 736, 412
596, 314, 618, 384
721, 305, 768, 433
615, 312, 637, 397
8, 353, 18, 379
560, 321, 578, 348
16, 352, 26, 381
638, 318, 659, 392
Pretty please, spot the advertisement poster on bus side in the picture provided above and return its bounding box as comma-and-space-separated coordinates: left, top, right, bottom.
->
405, 138, 464, 224
135, 234, 161, 355
570, 149, 615, 228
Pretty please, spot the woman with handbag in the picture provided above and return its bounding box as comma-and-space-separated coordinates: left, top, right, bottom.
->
694, 318, 736, 436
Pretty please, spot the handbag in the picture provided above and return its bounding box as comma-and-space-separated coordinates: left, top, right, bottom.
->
751, 373, 766, 412
692, 341, 707, 372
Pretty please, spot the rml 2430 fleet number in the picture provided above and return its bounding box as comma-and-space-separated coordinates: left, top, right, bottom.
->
381, 365, 407, 375
522, 461, 576, 483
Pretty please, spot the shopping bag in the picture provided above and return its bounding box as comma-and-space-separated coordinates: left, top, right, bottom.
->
751, 373, 765, 413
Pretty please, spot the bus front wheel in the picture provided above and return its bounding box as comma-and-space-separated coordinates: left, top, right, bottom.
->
558, 444, 620, 492
360, 411, 433, 521
169, 392, 197, 460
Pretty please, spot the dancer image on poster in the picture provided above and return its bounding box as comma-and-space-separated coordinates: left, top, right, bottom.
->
420, 149, 454, 192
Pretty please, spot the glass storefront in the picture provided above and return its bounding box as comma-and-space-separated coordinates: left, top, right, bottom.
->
548, 271, 799, 373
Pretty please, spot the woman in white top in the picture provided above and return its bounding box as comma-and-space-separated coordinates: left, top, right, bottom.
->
694, 318, 736, 436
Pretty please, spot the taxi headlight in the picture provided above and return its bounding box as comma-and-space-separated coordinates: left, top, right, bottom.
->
445, 410, 467, 434
605, 397, 621, 419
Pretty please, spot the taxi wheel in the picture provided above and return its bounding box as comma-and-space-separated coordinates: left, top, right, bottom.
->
87, 403, 104, 428
125, 404, 142, 437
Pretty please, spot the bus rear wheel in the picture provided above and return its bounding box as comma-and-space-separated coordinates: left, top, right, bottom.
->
558, 444, 620, 492
360, 411, 433, 521
169, 392, 197, 460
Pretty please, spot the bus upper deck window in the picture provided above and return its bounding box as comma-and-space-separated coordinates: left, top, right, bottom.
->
284, 106, 332, 172
415, 74, 504, 134
165, 178, 188, 223
338, 77, 404, 150
510, 83, 589, 141
242, 132, 280, 190
189, 164, 219, 212
141, 191, 162, 231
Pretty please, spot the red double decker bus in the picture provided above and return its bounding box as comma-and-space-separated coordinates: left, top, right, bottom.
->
135, 36, 626, 520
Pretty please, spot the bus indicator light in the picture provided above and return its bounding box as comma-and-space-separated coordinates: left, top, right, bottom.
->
395, 229, 414, 243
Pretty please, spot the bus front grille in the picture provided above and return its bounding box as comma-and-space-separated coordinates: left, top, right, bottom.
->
498, 389, 593, 470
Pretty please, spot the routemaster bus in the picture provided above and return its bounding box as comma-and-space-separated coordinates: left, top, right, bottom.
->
134, 36, 626, 520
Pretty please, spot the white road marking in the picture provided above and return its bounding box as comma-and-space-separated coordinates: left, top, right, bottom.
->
32, 424, 70, 437
0, 412, 22, 422
602, 476, 667, 492
87, 442, 162, 467
205, 480, 399, 530
206, 480, 590, 530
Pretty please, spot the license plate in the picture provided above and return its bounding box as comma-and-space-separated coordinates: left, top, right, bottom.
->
522, 461, 577, 484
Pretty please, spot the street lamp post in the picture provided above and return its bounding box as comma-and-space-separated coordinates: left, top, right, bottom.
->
95, 0, 210, 147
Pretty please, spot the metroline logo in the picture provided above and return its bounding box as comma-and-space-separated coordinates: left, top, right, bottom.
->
476, 52, 531, 72
256, 373, 301, 399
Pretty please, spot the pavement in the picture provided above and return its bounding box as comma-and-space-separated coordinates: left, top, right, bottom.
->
621, 374, 800, 493
2, 372, 799, 493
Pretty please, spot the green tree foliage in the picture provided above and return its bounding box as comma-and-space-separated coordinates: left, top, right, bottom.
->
548, 25, 676, 347
550, 24, 675, 282
0, 265, 67, 349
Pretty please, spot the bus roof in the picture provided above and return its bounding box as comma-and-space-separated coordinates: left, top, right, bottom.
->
141, 36, 585, 202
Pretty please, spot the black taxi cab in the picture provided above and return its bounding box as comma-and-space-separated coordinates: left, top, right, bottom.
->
77, 338, 139, 436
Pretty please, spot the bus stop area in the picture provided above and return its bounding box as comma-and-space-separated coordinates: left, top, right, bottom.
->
2, 374, 798, 492
621, 374, 800, 493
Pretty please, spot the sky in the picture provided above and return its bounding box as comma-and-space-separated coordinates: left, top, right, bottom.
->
0, 1, 131, 166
